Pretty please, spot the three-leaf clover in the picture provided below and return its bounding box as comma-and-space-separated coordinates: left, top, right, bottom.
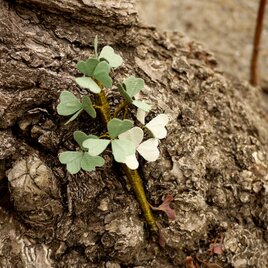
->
115, 114, 169, 169
57, 90, 96, 124
118, 127, 160, 169
59, 151, 105, 174
82, 118, 135, 164
76, 61, 112, 93
59, 131, 105, 174
118, 76, 151, 112
75, 38, 123, 93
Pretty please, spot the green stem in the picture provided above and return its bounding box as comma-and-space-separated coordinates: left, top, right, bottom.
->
99, 132, 110, 139
122, 165, 158, 233
113, 100, 128, 118
95, 90, 111, 125
96, 88, 158, 234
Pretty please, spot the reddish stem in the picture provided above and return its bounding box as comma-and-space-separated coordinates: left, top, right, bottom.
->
250, 0, 267, 86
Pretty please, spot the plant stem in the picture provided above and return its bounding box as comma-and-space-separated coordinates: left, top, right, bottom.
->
95, 90, 111, 125
122, 165, 158, 233
96, 88, 158, 234
113, 100, 128, 118
250, 0, 267, 86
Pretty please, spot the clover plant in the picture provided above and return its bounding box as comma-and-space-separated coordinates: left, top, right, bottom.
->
57, 36, 169, 234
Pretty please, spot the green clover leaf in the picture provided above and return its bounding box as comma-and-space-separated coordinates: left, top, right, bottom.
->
99, 45, 123, 69
132, 100, 152, 112
81, 153, 105, 172
82, 96, 96, 118
75, 77, 101, 94
57, 91, 96, 124
123, 76, 144, 97
59, 151, 83, 174
76, 61, 112, 92
82, 138, 110, 156
57, 90, 82, 116
117, 76, 151, 112
107, 118, 134, 139
59, 151, 105, 174
111, 139, 135, 163
73, 131, 98, 149
93, 61, 112, 88
76, 58, 99, 77
118, 83, 132, 103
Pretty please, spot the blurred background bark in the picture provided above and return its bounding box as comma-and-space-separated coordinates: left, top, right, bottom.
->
137, 0, 268, 86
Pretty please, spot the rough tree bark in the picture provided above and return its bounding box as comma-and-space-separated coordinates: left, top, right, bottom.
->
0, 0, 268, 267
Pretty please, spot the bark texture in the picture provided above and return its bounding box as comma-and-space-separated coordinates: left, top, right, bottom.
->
0, 0, 268, 267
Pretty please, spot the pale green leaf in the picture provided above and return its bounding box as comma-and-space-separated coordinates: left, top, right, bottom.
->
59, 151, 83, 174
82, 96, 96, 118
107, 118, 133, 139
99, 45, 123, 68
75, 77, 101, 93
81, 153, 105, 171
82, 139, 110, 156
57, 90, 82, 116
64, 110, 82, 125
137, 138, 159, 162
136, 108, 146, 124
145, 114, 169, 139
132, 100, 151, 112
59, 150, 105, 174
111, 139, 135, 163
76, 58, 99, 76
93, 61, 112, 88
73, 131, 97, 149
123, 76, 144, 97
123, 154, 139, 170
118, 127, 144, 148
117, 84, 132, 103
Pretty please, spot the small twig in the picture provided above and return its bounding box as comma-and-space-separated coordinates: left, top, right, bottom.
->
250, 0, 267, 86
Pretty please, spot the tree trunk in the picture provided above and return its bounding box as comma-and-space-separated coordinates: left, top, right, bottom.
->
1, 0, 268, 267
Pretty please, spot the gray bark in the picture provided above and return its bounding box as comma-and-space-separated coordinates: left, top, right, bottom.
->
0, 0, 268, 267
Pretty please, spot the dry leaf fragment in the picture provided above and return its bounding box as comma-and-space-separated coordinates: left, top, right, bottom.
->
185, 256, 197, 268
150, 193, 176, 220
